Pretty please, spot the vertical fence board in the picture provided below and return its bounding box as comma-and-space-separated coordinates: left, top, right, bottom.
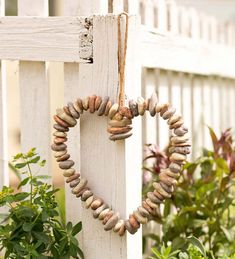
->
210, 77, 220, 136
0, 0, 8, 190
18, 1, 51, 181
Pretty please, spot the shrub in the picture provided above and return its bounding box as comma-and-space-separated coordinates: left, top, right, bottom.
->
0, 148, 83, 259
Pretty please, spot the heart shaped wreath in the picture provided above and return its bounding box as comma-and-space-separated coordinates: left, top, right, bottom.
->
51, 92, 190, 236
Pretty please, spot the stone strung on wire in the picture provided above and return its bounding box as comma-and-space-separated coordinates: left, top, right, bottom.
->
50, 92, 191, 236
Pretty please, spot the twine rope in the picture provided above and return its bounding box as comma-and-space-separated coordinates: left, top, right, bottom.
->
118, 12, 129, 108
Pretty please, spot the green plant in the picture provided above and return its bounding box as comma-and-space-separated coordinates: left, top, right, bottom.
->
143, 128, 235, 258
0, 148, 84, 259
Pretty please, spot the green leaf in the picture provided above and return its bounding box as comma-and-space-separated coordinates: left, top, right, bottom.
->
152, 247, 162, 258
66, 222, 73, 233
77, 245, 84, 259
28, 156, 40, 164
33, 231, 51, 244
23, 222, 33, 232
36, 175, 51, 179
39, 160, 46, 167
17, 177, 30, 189
187, 236, 207, 258
221, 226, 233, 242
15, 162, 27, 169
72, 221, 82, 236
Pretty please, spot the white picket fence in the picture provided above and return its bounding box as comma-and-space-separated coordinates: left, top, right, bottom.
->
0, 0, 235, 258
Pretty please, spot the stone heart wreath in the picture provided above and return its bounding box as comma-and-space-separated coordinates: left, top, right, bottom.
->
51, 92, 190, 236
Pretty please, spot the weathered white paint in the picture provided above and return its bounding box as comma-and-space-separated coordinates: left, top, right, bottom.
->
0, 16, 92, 62
18, 1, 51, 183
141, 27, 235, 78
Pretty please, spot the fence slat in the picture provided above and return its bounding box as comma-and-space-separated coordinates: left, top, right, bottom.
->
18, 1, 51, 182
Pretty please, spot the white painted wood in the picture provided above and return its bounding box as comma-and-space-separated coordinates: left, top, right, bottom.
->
18, 1, 51, 184
144, 0, 155, 27
167, 0, 179, 34
140, 26, 235, 78
0, 16, 92, 62
71, 15, 142, 259
155, 0, 167, 31
170, 71, 182, 114
158, 70, 170, 150
112, 0, 124, 13
0, 0, 9, 191
210, 77, 220, 135
178, 6, 190, 36
0, 61, 8, 188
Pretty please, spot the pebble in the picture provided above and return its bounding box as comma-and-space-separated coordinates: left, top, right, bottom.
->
107, 126, 132, 135
75, 187, 90, 198
118, 223, 126, 236
102, 211, 114, 225
73, 100, 82, 114
112, 112, 123, 121
98, 208, 110, 220
160, 103, 170, 117
108, 118, 132, 127
88, 95, 97, 113
171, 135, 189, 144
56, 153, 70, 162
59, 160, 74, 170
173, 142, 191, 147
169, 162, 182, 173
104, 213, 119, 231
149, 92, 158, 116
75, 98, 83, 114
137, 96, 146, 116
145, 98, 150, 110
68, 102, 80, 119
174, 126, 188, 136
70, 179, 80, 188
66, 173, 80, 183
53, 115, 70, 128
147, 192, 162, 204
108, 103, 119, 119
119, 107, 133, 119
153, 189, 164, 201
162, 107, 176, 120
153, 182, 171, 198
146, 198, 158, 209
137, 206, 150, 218
85, 195, 94, 208
54, 137, 67, 144
91, 198, 103, 210
162, 168, 180, 179
56, 108, 77, 127
51, 143, 67, 151
160, 182, 174, 194
129, 215, 140, 229
54, 150, 67, 158
155, 103, 165, 113
142, 200, 155, 215
81, 190, 93, 201
170, 153, 186, 162
95, 96, 102, 110
125, 220, 137, 234
82, 97, 89, 110
109, 132, 132, 141
133, 210, 148, 224
113, 220, 125, 233
63, 168, 75, 177
53, 123, 69, 132
93, 204, 108, 219
104, 100, 112, 116
72, 178, 88, 194
159, 173, 177, 186
53, 131, 67, 138
129, 100, 139, 117
169, 146, 190, 155
63, 106, 72, 117
168, 114, 182, 125
97, 96, 109, 116
169, 119, 184, 129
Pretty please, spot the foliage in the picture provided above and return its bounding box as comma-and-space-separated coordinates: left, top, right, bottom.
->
0, 148, 83, 259
143, 128, 235, 258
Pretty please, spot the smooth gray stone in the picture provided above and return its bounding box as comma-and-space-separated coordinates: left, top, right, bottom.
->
51, 143, 67, 151
59, 160, 74, 169
109, 132, 132, 141
53, 124, 69, 132
68, 102, 80, 119
129, 100, 139, 117
97, 96, 109, 116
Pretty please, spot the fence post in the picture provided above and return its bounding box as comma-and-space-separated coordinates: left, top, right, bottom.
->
0, 0, 9, 190
60, 1, 142, 257
18, 0, 51, 182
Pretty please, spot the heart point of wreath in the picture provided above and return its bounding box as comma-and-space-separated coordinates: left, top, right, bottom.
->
51, 92, 191, 236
